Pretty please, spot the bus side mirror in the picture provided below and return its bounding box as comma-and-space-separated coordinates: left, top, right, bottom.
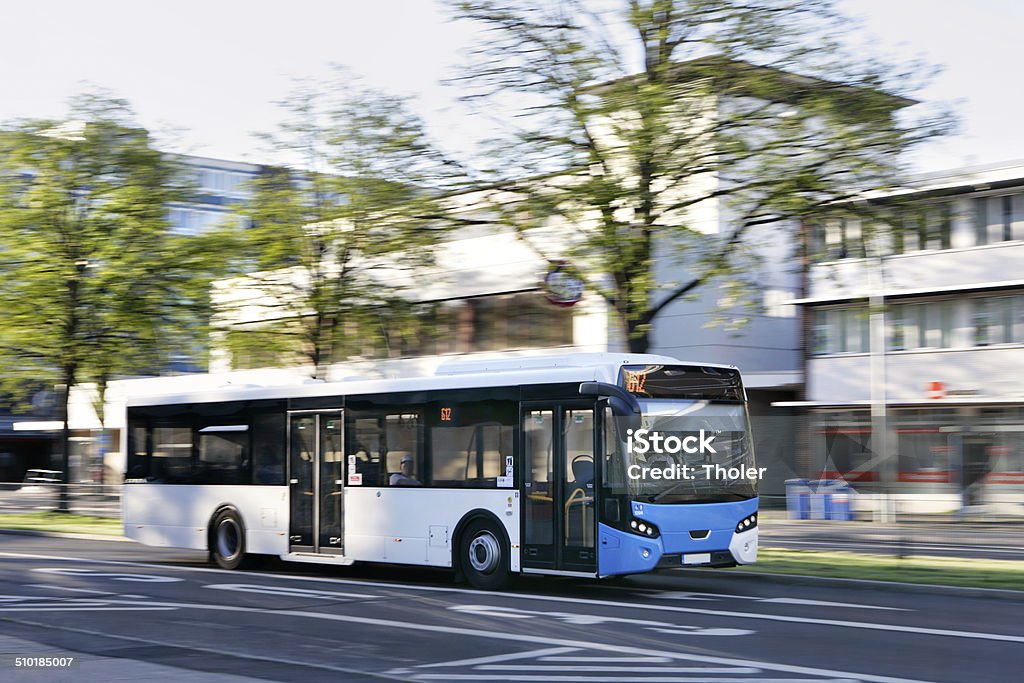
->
608, 397, 642, 433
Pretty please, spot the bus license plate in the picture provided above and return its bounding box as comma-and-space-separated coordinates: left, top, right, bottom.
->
682, 553, 711, 565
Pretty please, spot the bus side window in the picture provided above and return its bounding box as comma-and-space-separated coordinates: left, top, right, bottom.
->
126, 423, 149, 479
252, 411, 286, 485
197, 427, 248, 485
150, 426, 193, 483
348, 416, 385, 486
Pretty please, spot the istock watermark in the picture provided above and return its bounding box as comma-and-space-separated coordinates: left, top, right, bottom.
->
625, 428, 766, 481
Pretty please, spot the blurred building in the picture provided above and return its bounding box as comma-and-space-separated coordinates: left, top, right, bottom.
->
785, 160, 1024, 515
168, 154, 262, 236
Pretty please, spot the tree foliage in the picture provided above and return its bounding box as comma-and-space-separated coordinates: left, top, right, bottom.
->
220, 72, 465, 376
448, 0, 952, 351
0, 95, 226, 496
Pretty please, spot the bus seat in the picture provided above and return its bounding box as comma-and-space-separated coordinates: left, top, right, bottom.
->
570, 456, 593, 488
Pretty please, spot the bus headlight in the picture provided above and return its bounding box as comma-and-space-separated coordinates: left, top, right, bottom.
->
629, 518, 660, 538
734, 513, 757, 533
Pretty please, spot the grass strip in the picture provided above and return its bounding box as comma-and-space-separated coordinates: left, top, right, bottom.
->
0, 511, 122, 536
742, 547, 1024, 591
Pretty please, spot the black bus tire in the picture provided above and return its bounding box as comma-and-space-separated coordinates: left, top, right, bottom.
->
459, 518, 511, 590
210, 509, 247, 570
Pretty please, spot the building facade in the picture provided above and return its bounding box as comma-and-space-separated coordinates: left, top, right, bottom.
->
792, 161, 1024, 514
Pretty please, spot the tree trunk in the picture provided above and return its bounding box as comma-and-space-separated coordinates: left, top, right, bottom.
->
625, 319, 651, 354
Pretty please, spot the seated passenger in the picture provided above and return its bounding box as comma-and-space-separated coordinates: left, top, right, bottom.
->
389, 454, 422, 486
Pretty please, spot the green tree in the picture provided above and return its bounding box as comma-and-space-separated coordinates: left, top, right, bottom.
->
448, 0, 952, 351
0, 95, 220, 508
221, 73, 465, 377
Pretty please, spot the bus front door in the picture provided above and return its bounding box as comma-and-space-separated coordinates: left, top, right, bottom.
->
522, 405, 597, 574
288, 410, 345, 555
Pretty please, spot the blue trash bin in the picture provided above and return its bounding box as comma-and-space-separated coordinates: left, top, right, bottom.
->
809, 479, 829, 520
828, 481, 853, 521
785, 479, 810, 520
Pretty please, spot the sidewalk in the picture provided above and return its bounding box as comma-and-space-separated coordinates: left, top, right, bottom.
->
758, 509, 1024, 559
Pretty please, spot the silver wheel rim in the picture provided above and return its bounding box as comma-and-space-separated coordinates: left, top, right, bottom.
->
468, 531, 500, 574
216, 517, 241, 561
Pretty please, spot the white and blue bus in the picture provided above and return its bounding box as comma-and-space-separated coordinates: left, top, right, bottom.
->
123, 353, 759, 589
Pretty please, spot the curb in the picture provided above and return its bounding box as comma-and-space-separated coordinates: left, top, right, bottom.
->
700, 567, 1024, 601
0, 527, 130, 542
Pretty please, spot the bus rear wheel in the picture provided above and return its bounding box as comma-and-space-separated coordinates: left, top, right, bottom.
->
460, 519, 511, 590
211, 509, 247, 570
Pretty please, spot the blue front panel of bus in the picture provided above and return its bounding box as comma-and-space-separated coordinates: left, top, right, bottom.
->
597, 497, 758, 576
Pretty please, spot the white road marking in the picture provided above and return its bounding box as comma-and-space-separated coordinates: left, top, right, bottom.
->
0, 607, 175, 612
5, 551, 1022, 645
760, 598, 908, 611
0, 595, 174, 612
26, 583, 114, 595
449, 604, 753, 636
415, 647, 578, 669
540, 656, 673, 663
652, 591, 909, 611
33, 567, 183, 582
204, 583, 379, 601
477, 665, 762, 673
410, 677, 861, 682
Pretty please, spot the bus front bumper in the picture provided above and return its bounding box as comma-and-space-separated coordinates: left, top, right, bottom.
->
596, 499, 759, 576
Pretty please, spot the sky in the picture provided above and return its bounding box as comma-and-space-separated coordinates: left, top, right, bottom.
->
2, 0, 1021, 174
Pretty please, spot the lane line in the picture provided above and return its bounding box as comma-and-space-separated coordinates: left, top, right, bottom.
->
25, 583, 114, 596
655, 591, 909, 611
205, 583, 379, 600
539, 656, 673, 662
476, 665, 763, 672
409, 676, 861, 682
4, 550, 1022, 644
415, 647, 577, 669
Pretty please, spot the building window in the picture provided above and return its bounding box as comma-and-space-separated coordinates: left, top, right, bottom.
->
887, 301, 952, 352
918, 301, 951, 349
931, 204, 952, 250
811, 310, 830, 355
1003, 196, 1014, 242
974, 194, 1024, 246
888, 304, 907, 351
809, 306, 868, 355
972, 295, 1023, 346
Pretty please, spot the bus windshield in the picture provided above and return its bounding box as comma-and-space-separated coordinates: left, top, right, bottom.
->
613, 400, 758, 504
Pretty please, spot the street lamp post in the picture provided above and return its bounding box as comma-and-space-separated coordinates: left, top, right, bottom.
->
867, 241, 892, 524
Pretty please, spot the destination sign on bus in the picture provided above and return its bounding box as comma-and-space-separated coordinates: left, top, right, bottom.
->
620, 365, 743, 401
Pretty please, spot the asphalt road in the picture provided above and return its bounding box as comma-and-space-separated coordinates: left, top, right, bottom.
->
0, 535, 1021, 682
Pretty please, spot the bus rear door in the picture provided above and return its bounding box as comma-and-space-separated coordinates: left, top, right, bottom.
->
288, 410, 345, 555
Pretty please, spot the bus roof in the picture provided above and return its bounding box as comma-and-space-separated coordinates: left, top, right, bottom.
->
125, 352, 739, 407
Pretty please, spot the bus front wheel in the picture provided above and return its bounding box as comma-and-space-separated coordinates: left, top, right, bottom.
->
459, 519, 511, 590
210, 509, 247, 570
